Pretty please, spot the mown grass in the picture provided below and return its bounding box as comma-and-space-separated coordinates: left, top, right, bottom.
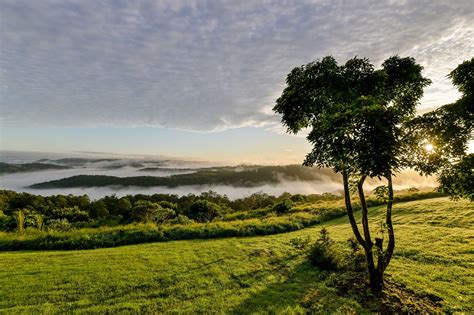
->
0, 197, 472, 313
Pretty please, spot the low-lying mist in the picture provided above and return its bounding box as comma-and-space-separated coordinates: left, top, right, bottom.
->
0, 151, 438, 200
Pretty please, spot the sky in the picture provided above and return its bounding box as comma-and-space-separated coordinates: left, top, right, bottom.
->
0, 0, 473, 164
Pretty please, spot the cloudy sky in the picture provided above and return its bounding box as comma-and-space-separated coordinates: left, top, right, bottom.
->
0, 0, 473, 163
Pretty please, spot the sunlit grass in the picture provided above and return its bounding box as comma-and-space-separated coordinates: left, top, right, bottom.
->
0, 197, 472, 313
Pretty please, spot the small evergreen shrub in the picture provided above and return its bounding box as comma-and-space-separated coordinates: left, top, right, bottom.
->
308, 228, 338, 270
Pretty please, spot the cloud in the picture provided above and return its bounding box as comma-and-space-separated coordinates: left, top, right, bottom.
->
0, 0, 472, 131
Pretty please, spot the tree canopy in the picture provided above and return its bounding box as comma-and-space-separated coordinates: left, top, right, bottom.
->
274, 55, 431, 178
274, 55, 434, 293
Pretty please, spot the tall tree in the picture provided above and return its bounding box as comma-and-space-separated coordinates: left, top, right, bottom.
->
405, 58, 473, 200
274, 55, 431, 292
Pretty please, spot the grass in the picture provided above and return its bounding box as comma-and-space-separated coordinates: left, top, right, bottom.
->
0, 197, 472, 313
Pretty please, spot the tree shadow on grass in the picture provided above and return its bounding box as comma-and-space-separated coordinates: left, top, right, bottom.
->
230, 261, 358, 314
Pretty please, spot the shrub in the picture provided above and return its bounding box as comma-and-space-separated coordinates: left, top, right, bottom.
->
155, 208, 176, 223
0, 214, 16, 232
130, 201, 163, 222
308, 228, 337, 270
51, 206, 90, 223
273, 199, 294, 215
187, 200, 221, 223
47, 218, 72, 232
170, 214, 194, 225
341, 238, 367, 272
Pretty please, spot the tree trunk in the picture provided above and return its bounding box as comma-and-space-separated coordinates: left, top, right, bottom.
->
342, 171, 388, 294
369, 268, 384, 293
357, 175, 373, 246
357, 175, 382, 292
342, 171, 367, 249
383, 172, 395, 270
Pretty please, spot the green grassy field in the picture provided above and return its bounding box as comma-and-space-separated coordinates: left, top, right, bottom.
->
0, 198, 472, 313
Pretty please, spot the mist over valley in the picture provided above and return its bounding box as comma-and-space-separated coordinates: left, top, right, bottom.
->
0, 151, 437, 199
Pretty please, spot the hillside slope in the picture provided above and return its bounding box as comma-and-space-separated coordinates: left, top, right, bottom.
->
0, 198, 472, 313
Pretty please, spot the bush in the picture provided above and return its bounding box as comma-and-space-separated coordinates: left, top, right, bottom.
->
155, 208, 176, 223
170, 214, 194, 225
187, 200, 221, 223
309, 228, 338, 270
0, 214, 16, 232
51, 206, 90, 223
273, 199, 294, 215
47, 218, 72, 232
130, 201, 163, 222
341, 238, 366, 272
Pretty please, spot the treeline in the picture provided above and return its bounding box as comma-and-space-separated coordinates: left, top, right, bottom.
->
29, 165, 341, 188
0, 189, 341, 232
0, 189, 446, 251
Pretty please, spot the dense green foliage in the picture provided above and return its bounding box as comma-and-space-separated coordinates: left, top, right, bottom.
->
437, 154, 473, 201
274, 55, 430, 175
0, 198, 471, 313
406, 58, 473, 202
0, 190, 443, 251
0, 162, 70, 174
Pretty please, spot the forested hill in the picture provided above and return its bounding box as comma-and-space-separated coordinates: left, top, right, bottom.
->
0, 162, 70, 174
29, 165, 340, 188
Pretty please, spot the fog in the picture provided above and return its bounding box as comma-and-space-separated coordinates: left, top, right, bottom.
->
0, 151, 438, 200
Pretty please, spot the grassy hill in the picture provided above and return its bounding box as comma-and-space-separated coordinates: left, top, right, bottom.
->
0, 198, 472, 313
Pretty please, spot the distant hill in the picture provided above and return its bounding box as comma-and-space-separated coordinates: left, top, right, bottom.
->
29, 165, 340, 188
0, 162, 70, 174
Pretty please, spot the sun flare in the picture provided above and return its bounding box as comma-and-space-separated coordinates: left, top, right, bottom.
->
425, 143, 434, 152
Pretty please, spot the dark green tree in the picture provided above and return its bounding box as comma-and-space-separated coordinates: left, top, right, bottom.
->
274, 55, 431, 292
405, 58, 473, 200
186, 200, 221, 223
130, 201, 163, 223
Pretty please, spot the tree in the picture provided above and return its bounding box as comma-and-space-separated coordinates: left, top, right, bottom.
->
405, 58, 473, 200
130, 201, 163, 222
90, 201, 109, 218
186, 200, 221, 223
274, 55, 431, 292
